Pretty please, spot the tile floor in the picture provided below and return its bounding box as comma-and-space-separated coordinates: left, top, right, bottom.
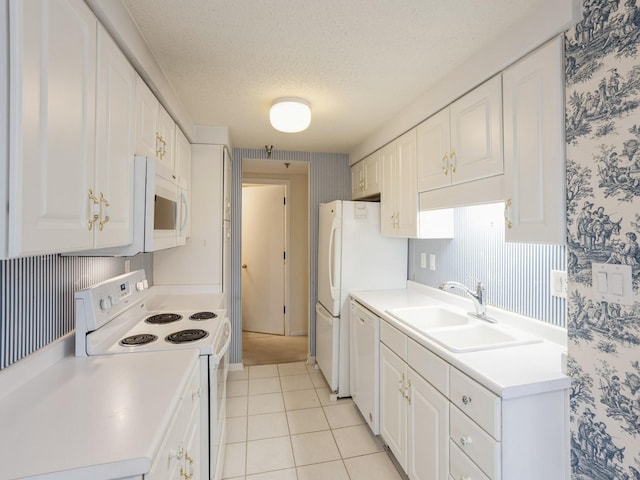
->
223, 362, 406, 480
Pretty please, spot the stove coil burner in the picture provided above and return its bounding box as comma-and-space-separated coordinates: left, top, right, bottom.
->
189, 311, 218, 321
145, 313, 183, 324
120, 333, 158, 346
165, 329, 209, 344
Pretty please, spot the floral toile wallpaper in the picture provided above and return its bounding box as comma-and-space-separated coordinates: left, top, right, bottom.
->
566, 0, 640, 478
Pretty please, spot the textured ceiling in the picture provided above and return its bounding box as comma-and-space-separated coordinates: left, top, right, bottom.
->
124, 0, 547, 153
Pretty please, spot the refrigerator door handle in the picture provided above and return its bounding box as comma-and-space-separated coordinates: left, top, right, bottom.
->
328, 217, 340, 301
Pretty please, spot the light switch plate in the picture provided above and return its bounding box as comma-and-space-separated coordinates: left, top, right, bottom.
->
550, 270, 567, 299
591, 262, 634, 305
420, 253, 427, 269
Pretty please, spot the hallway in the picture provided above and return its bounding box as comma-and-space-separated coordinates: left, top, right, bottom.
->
223, 362, 406, 479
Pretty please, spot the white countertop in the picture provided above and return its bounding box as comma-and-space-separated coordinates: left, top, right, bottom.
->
351, 281, 570, 400
0, 349, 199, 480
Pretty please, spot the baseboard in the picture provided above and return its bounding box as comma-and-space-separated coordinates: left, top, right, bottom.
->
306, 354, 316, 365
229, 362, 244, 371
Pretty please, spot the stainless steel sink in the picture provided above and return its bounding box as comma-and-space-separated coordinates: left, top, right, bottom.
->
385, 305, 470, 330
423, 323, 542, 353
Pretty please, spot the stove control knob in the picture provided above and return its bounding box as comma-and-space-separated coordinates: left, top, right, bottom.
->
109, 294, 119, 306
135, 281, 146, 292
99, 297, 113, 311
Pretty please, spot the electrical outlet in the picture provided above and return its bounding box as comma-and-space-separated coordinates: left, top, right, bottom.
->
420, 253, 427, 269
429, 254, 436, 271
124, 259, 131, 273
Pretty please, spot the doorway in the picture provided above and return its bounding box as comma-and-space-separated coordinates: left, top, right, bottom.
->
241, 159, 310, 365
241, 182, 287, 335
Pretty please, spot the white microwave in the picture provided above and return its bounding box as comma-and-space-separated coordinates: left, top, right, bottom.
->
74, 156, 188, 256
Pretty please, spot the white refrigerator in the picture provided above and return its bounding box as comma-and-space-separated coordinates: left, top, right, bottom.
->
315, 200, 407, 398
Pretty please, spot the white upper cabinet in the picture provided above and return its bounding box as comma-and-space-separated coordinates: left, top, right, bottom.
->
134, 76, 176, 178
134, 76, 160, 158
351, 150, 382, 199
94, 25, 136, 249
502, 36, 566, 244
417, 76, 503, 192
157, 104, 176, 178
381, 130, 419, 237
7, 0, 98, 256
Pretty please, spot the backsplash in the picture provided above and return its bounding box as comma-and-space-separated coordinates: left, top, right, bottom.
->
0, 253, 152, 370
409, 203, 567, 327
566, 1, 640, 478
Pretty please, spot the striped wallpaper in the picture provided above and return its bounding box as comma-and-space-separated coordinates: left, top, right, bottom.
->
230, 148, 351, 364
409, 202, 567, 327
0, 253, 152, 370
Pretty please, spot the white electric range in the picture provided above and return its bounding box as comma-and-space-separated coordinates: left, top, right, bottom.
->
75, 269, 231, 480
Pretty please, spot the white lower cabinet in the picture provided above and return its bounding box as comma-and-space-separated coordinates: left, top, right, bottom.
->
147, 360, 201, 480
380, 322, 449, 480
379, 319, 568, 480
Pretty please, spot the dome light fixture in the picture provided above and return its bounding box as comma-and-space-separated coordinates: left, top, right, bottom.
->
269, 97, 311, 133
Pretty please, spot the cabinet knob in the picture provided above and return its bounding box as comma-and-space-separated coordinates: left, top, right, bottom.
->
462, 395, 472, 405
460, 435, 473, 447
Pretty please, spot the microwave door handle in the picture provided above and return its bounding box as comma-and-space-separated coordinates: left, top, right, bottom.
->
179, 191, 188, 232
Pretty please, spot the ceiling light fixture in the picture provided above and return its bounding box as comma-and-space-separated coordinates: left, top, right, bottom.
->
269, 97, 311, 133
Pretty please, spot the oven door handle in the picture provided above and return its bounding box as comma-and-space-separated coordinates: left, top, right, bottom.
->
213, 321, 232, 362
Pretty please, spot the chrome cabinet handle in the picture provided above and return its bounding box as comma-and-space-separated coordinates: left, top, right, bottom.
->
442, 152, 449, 175
450, 148, 457, 173
406, 379, 412, 405
462, 395, 472, 405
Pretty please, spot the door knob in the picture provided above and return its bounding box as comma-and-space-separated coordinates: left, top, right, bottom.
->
241, 264, 247, 269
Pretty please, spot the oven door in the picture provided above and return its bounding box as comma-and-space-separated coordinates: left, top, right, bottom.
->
145, 171, 178, 251
210, 318, 231, 480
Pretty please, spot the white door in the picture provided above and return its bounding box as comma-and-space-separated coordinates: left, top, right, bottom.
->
380, 344, 408, 470
242, 184, 286, 335
94, 26, 136, 249
9, 0, 97, 256
407, 368, 449, 480
315, 302, 339, 391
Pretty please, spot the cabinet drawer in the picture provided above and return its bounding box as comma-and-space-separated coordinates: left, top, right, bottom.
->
450, 406, 500, 479
407, 338, 448, 395
449, 440, 491, 480
381, 320, 407, 361
450, 368, 501, 439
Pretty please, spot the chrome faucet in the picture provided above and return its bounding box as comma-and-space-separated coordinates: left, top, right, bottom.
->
438, 279, 497, 323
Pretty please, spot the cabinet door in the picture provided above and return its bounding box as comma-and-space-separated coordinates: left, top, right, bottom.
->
417, 108, 451, 192
407, 368, 449, 480
134, 75, 159, 158
94, 26, 135, 248
157, 105, 176, 178
351, 160, 365, 199
8, 0, 97, 256
380, 344, 407, 470
503, 36, 565, 244
395, 129, 418, 237
449, 75, 503, 185
380, 142, 397, 236
363, 150, 382, 197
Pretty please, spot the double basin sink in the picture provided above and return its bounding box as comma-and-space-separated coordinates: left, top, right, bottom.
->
385, 305, 541, 353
